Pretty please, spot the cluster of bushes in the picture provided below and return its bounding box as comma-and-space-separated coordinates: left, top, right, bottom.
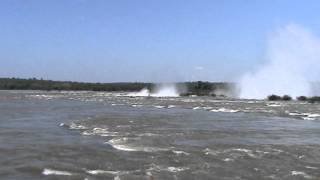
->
296, 96, 308, 101
297, 96, 320, 103
267, 95, 292, 101
267, 94, 320, 103
181, 81, 234, 96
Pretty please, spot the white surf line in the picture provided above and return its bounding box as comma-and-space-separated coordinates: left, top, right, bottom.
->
42, 168, 73, 176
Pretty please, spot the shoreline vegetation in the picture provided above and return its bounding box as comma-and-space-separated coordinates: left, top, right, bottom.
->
1, 78, 319, 103
0, 77, 234, 96
267, 94, 320, 103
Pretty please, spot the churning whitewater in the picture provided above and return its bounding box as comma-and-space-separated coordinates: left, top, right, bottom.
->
1, 91, 320, 180
128, 84, 179, 97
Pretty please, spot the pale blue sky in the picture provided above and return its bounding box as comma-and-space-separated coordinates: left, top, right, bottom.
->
1, 0, 320, 82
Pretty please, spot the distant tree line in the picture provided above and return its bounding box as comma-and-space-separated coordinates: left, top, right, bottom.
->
267, 94, 320, 103
0, 78, 152, 91
0, 78, 233, 96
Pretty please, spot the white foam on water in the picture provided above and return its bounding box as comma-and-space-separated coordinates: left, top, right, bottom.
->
106, 137, 137, 151
148, 164, 189, 173
304, 113, 320, 118
69, 122, 87, 130
42, 168, 73, 176
288, 112, 304, 116
254, 109, 275, 113
87, 170, 120, 175
255, 150, 271, 155
291, 171, 312, 179
181, 99, 198, 103
207, 148, 271, 159
203, 106, 213, 110
223, 158, 234, 162
288, 112, 320, 120
131, 104, 143, 108
29, 94, 58, 100
137, 133, 159, 137
210, 108, 240, 113
116, 125, 131, 128
146, 171, 154, 179
108, 143, 138, 152
154, 105, 165, 109
192, 107, 201, 110
305, 166, 318, 170
203, 148, 220, 156
106, 137, 168, 152
167, 167, 189, 173
231, 148, 257, 158
86, 169, 139, 178
269, 148, 284, 153
302, 117, 316, 121
92, 127, 109, 133
231, 148, 251, 153
168, 105, 176, 108
172, 150, 190, 156
82, 128, 119, 137
265, 174, 277, 179
247, 101, 258, 104
266, 103, 282, 107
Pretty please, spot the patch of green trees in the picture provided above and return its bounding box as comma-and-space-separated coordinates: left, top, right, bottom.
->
0, 78, 152, 91
267, 94, 320, 103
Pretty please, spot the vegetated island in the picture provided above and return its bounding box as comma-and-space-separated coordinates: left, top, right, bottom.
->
0, 77, 234, 97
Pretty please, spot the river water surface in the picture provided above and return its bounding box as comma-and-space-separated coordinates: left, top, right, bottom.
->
0, 91, 320, 180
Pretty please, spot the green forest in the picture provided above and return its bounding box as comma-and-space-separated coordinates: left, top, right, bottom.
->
0, 78, 233, 96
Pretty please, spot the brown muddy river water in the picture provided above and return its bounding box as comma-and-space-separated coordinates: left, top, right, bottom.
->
0, 90, 319, 180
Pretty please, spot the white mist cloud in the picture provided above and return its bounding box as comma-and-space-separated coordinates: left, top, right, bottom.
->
239, 24, 320, 99
127, 84, 179, 97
